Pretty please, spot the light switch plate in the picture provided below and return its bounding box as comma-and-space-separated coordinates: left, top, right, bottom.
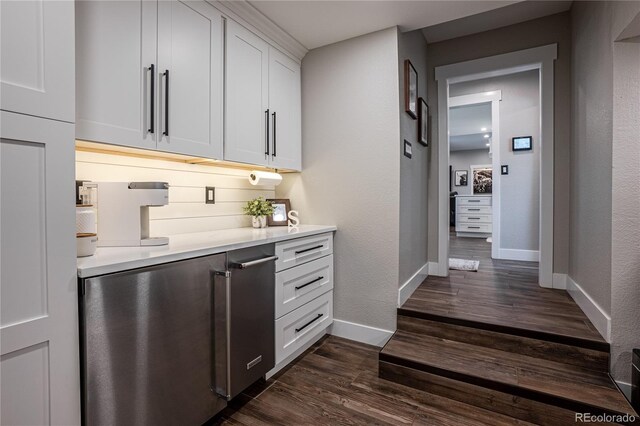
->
501, 165, 509, 175
404, 140, 412, 159
205, 187, 215, 204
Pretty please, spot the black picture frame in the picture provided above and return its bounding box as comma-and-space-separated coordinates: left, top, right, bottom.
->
266, 199, 291, 226
454, 170, 468, 186
418, 97, 429, 146
512, 136, 533, 151
404, 60, 418, 119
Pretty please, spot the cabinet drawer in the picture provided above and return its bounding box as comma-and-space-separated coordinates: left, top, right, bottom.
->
456, 223, 493, 233
276, 255, 333, 319
458, 205, 492, 215
275, 291, 333, 364
275, 232, 333, 272
456, 197, 491, 206
458, 214, 492, 224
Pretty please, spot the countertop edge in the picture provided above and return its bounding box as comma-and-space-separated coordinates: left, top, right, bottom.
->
77, 225, 337, 279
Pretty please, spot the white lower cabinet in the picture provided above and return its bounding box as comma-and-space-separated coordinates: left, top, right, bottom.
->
270, 233, 335, 373
275, 291, 333, 364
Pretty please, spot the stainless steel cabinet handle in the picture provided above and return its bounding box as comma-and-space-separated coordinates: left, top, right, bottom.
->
295, 276, 323, 290
295, 314, 323, 333
468, 200, 480, 203
468, 217, 481, 220
468, 208, 481, 211
230, 255, 278, 269
295, 245, 323, 255
272, 111, 277, 157
265, 109, 270, 156
468, 226, 481, 229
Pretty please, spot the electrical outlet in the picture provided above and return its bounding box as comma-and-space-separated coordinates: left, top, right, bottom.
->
205, 187, 215, 204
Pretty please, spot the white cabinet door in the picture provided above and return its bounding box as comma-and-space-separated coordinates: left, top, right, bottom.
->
225, 20, 270, 167
1, 112, 80, 426
268, 48, 301, 171
157, 1, 223, 159
0, 0, 75, 123
75, 0, 157, 150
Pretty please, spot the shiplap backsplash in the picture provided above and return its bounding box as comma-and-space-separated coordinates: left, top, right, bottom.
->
75, 151, 276, 236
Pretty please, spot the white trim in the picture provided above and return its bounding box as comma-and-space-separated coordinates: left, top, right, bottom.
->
398, 262, 429, 307
552, 273, 567, 290
498, 249, 540, 262
615, 381, 632, 397
449, 90, 502, 107
329, 319, 394, 347
566, 276, 611, 342
435, 44, 557, 288
210, 1, 308, 61
429, 261, 445, 277
266, 328, 328, 379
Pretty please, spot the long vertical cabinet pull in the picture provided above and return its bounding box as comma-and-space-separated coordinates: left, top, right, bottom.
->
148, 64, 155, 133
265, 109, 270, 156
163, 70, 170, 136
272, 111, 277, 157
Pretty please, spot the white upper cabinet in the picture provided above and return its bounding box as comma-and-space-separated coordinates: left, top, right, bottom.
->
268, 48, 302, 171
0, 0, 75, 123
157, 1, 223, 158
225, 21, 302, 171
225, 20, 270, 167
76, 0, 223, 158
76, 0, 157, 150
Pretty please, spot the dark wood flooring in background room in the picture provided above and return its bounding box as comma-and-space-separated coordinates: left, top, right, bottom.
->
211, 335, 535, 425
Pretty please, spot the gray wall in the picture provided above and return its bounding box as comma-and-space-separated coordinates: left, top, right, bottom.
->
450, 149, 491, 196
398, 30, 429, 287
425, 12, 571, 272
450, 71, 540, 252
276, 27, 401, 331
571, 0, 640, 383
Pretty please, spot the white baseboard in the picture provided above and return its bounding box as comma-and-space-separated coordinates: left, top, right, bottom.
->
552, 273, 567, 289
498, 248, 540, 262
566, 276, 611, 342
428, 261, 445, 277
329, 319, 394, 347
398, 262, 429, 306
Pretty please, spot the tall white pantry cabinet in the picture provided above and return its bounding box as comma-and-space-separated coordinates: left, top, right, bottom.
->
0, 1, 81, 425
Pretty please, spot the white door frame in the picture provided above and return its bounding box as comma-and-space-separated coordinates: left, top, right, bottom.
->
435, 44, 557, 288
449, 91, 502, 260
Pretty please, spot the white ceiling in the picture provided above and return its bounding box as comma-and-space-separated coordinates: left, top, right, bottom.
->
248, 0, 521, 50
449, 103, 492, 151
422, 0, 572, 43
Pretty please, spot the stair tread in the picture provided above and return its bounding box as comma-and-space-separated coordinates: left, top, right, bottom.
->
380, 330, 636, 416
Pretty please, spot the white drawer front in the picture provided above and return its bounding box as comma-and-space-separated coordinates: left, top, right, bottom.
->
458, 205, 492, 215
456, 223, 493, 233
457, 197, 492, 206
458, 214, 492, 224
275, 291, 333, 364
276, 255, 333, 318
275, 232, 333, 272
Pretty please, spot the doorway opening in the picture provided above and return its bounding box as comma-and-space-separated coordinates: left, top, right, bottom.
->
435, 44, 557, 287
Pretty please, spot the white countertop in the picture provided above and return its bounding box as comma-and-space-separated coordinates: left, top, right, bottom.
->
77, 225, 336, 278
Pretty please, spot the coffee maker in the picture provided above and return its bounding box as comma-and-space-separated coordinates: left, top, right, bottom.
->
88, 182, 169, 247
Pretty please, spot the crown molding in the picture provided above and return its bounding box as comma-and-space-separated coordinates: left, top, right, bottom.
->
209, 0, 308, 62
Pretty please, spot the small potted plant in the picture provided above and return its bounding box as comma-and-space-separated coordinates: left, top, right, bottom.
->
243, 197, 274, 229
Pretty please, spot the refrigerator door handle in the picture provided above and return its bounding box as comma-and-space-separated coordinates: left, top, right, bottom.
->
212, 269, 231, 400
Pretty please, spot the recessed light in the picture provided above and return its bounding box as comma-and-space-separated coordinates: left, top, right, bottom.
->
486, 143, 490, 146
481, 127, 487, 132
483, 134, 490, 138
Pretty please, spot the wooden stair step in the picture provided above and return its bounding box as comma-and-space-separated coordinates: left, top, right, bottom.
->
398, 305, 609, 352
397, 315, 609, 373
379, 330, 636, 418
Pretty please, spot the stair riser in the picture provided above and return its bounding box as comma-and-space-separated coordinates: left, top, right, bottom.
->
379, 361, 612, 426
397, 315, 609, 373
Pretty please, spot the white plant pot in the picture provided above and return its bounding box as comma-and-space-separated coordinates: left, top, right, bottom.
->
252, 215, 268, 229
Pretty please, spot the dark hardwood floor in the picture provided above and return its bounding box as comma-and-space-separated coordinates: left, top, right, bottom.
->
405, 234, 607, 348
212, 335, 534, 425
